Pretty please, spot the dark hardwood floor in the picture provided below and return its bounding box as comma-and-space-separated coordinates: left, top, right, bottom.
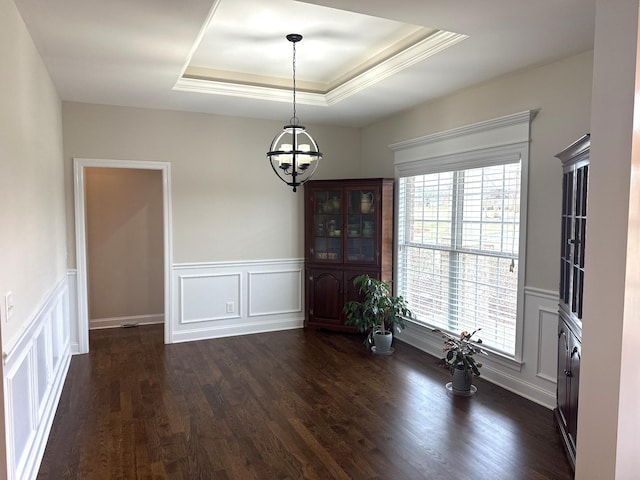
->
37, 325, 573, 479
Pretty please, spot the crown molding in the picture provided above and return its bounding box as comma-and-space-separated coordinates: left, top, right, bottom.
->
173, 78, 329, 106
173, 30, 467, 106
326, 30, 467, 105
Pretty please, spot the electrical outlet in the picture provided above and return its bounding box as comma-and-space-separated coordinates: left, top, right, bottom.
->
226, 301, 234, 313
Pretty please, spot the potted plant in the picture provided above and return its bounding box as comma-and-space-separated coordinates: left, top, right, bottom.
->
343, 274, 414, 355
434, 328, 488, 396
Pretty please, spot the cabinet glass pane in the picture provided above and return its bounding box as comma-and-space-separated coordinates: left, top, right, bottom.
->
579, 166, 588, 215
562, 173, 571, 216
347, 238, 375, 262
344, 188, 377, 263
575, 168, 583, 217
561, 259, 570, 304
314, 191, 342, 214
563, 172, 573, 216
347, 214, 375, 237
313, 190, 342, 261
314, 237, 342, 261
347, 189, 375, 215
579, 218, 587, 268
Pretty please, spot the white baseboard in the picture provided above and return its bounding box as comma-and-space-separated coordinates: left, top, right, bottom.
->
171, 317, 304, 343
90, 313, 164, 330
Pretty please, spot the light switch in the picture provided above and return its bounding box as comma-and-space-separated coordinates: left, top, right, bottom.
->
4, 292, 14, 322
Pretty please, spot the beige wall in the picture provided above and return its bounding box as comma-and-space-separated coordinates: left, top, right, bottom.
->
577, 0, 639, 477
62, 104, 361, 266
85, 168, 163, 320
0, 0, 66, 347
0, 1, 65, 475
360, 50, 594, 292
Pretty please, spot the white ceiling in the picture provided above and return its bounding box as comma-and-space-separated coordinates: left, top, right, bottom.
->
14, 0, 595, 127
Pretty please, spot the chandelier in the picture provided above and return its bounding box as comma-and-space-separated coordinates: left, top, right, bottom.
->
267, 34, 322, 192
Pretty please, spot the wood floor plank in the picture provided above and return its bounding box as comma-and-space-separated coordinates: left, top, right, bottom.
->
37, 325, 573, 479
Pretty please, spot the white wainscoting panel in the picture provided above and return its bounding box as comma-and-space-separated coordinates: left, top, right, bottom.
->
2, 275, 72, 480
172, 259, 304, 343
66, 270, 80, 355
397, 286, 559, 409
248, 269, 302, 316
180, 273, 241, 323
537, 307, 560, 383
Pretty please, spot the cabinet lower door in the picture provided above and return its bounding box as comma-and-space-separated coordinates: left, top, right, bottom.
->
555, 317, 579, 470
556, 322, 571, 430
568, 333, 581, 449
307, 269, 343, 328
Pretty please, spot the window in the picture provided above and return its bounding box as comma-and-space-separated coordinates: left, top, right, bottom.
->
391, 111, 534, 358
397, 163, 520, 355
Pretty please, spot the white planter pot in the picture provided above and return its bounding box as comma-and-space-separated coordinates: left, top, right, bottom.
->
446, 366, 477, 396
372, 331, 393, 355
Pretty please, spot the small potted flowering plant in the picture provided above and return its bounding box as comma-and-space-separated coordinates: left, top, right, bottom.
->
434, 328, 488, 395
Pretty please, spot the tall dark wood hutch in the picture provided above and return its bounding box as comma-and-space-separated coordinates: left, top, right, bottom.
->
555, 134, 589, 470
303, 178, 394, 331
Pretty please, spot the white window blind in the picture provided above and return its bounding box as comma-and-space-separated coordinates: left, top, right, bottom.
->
391, 111, 535, 359
397, 162, 521, 355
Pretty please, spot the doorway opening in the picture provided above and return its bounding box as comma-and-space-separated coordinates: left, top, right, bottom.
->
73, 159, 173, 353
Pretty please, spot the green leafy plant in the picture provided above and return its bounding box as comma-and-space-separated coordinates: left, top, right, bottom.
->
434, 328, 488, 377
343, 274, 414, 347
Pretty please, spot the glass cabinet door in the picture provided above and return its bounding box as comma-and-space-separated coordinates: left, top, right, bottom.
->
313, 190, 342, 261
572, 164, 588, 319
345, 188, 376, 263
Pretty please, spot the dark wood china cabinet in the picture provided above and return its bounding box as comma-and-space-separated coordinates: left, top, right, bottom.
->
555, 134, 589, 471
303, 178, 394, 331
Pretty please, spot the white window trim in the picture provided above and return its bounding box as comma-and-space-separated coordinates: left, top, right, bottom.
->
390, 110, 537, 362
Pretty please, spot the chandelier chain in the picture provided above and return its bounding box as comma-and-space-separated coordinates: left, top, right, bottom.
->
292, 40, 297, 124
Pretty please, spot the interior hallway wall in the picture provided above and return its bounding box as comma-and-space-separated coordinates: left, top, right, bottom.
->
85, 168, 164, 328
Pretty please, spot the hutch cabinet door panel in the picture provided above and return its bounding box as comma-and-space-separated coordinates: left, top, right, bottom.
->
309, 189, 343, 262
556, 321, 571, 430
568, 332, 581, 449
307, 269, 343, 326
345, 186, 380, 264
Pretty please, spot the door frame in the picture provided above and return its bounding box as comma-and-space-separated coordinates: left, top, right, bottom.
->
73, 158, 173, 353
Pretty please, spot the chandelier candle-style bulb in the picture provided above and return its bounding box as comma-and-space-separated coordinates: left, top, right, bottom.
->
278, 143, 293, 169
297, 144, 311, 169
267, 33, 322, 192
